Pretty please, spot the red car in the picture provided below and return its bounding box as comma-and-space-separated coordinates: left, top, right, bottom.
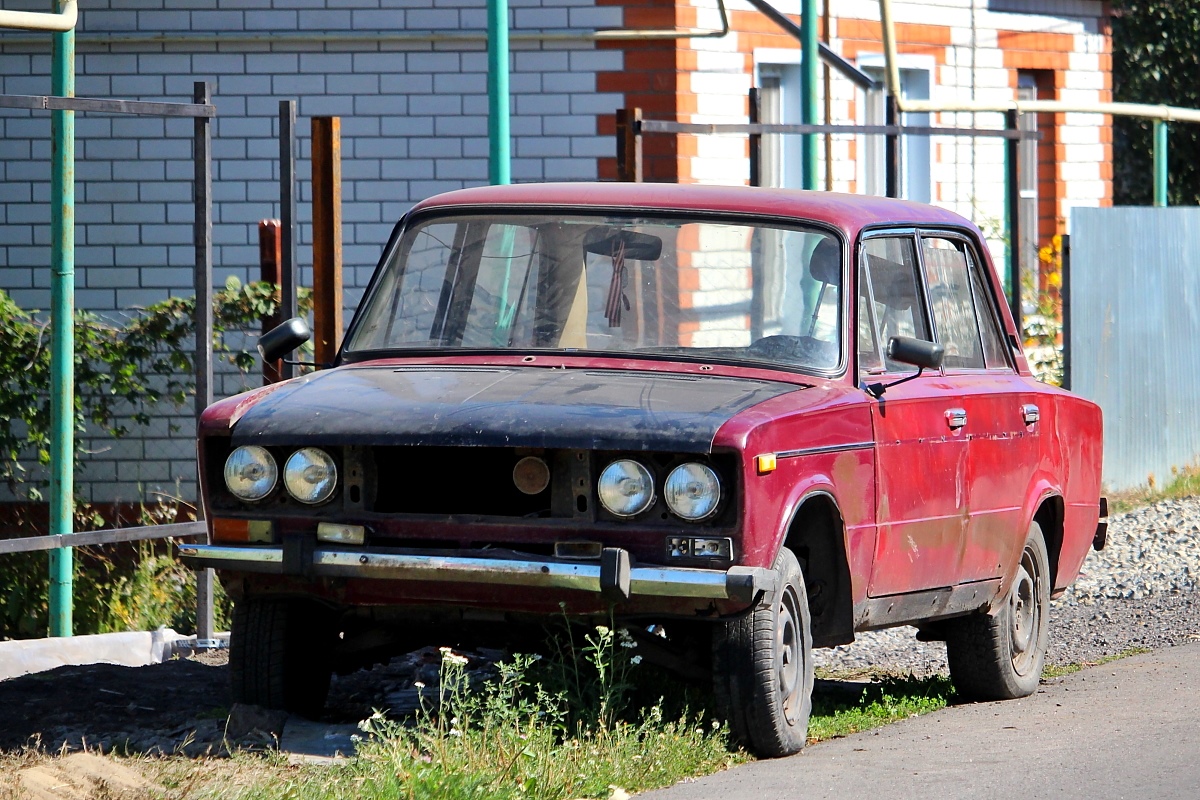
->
181, 183, 1105, 757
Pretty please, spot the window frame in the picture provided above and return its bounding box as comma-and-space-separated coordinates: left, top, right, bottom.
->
856, 228, 936, 380
915, 229, 1014, 374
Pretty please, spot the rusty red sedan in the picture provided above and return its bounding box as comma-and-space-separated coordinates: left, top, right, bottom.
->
181, 183, 1105, 757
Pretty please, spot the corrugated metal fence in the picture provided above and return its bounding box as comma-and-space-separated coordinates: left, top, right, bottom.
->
1070, 207, 1200, 491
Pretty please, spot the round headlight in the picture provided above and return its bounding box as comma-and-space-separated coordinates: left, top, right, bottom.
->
664, 463, 721, 521
283, 447, 338, 505
224, 446, 277, 502
598, 459, 655, 518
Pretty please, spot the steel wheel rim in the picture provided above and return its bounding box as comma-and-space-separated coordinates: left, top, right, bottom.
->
777, 585, 803, 726
1010, 545, 1041, 675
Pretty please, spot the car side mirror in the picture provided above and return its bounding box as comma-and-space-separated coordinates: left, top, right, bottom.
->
887, 336, 944, 370
258, 316, 311, 364
864, 336, 944, 399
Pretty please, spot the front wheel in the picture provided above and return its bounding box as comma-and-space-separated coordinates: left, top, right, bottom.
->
230, 596, 339, 717
945, 522, 1050, 700
712, 547, 813, 757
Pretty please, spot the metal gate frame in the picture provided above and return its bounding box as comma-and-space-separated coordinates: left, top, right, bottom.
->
0, 82, 219, 644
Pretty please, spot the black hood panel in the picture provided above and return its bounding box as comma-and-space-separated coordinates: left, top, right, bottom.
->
229, 365, 800, 452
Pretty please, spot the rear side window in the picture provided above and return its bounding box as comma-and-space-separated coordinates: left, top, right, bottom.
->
921, 237, 984, 370
860, 236, 929, 373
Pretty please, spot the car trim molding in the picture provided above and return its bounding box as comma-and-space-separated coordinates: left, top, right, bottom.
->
177, 544, 773, 602
775, 441, 873, 460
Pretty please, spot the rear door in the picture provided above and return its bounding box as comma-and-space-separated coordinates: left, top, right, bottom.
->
859, 232, 969, 596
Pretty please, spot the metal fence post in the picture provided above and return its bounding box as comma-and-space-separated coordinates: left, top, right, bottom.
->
312, 117, 343, 367
1154, 119, 1169, 207
193, 81, 216, 647
749, 88, 761, 188
258, 220, 284, 384
48, 16, 76, 638
1005, 109, 1022, 330
616, 108, 643, 182
279, 100, 298, 379
884, 94, 900, 198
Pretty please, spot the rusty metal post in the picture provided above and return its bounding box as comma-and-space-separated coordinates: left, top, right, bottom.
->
616, 108, 643, 182
749, 88, 761, 188
1005, 109, 1022, 329
885, 94, 901, 198
311, 116, 343, 367
258, 220, 283, 384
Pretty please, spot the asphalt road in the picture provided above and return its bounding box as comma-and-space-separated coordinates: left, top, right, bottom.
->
644, 644, 1200, 800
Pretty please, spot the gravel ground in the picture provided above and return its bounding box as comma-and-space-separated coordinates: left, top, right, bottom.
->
815, 497, 1200, 675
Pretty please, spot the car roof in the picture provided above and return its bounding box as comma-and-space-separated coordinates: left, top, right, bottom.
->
408, 182, 979, 238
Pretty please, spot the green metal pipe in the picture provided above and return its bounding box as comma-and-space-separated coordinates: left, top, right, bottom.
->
487, 0, 511, 185
799, 0, 818, 190
48, 13, 75, 638
1154, 119, 1168, 207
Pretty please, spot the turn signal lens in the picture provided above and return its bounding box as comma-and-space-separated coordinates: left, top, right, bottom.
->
317, 522, 365, 545
664, 463, 721, 521
212, 518, 275, 543
284, 447, 338, 505
224, 446, 277, 502
597, 459, 655, 518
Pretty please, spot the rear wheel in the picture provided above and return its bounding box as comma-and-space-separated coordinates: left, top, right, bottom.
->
230, 596, 339, 717
712, 547, 813, 757
945, 523, 1050, 700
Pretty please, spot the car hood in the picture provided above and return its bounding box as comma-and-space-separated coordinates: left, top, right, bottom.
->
228, 365, 803, 452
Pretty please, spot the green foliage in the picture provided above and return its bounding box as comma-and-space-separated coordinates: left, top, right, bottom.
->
229, 643, 738, 800
0, 279, 311, 496
807, 674, 955, 742
1113, 2, 1200, 204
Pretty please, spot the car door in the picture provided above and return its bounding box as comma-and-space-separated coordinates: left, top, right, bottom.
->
859, 232, 969, 596
918, 233, 1039, 582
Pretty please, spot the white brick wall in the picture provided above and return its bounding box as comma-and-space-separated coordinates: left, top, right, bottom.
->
0, 0, 623, 504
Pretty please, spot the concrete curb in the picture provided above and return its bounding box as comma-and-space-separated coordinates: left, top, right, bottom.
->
0, 629, 229, 681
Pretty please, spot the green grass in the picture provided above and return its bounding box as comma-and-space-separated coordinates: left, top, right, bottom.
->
807, 674, 955, 743
1041, 647, 1152, 679
195, 640, 960, 800
1109, 464, 1200, 513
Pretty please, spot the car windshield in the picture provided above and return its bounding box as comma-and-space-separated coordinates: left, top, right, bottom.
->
345, 212, 843, 372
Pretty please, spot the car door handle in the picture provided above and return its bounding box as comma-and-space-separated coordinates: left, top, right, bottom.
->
945, 408, 967, 430
1022, 404, 1040, 425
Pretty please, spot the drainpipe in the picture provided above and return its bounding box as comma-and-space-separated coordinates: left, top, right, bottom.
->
0, 0, 76, 31
48, 4, 76, 638
800, 0, 818, 190
487, 0, 510, 185
877, 0, 901, 101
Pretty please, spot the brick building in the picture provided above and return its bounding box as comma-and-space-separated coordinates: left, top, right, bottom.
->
0, 0, 1111, 504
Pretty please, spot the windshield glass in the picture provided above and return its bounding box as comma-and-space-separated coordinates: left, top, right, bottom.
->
345, 212, 843, 372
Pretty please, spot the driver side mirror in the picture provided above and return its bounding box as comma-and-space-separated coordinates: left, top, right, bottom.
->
258, 316, 311, 364
887, 336, 944, 371
864, 336, 944, 399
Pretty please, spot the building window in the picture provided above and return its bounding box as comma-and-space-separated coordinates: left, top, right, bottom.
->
862, 66, 931, 202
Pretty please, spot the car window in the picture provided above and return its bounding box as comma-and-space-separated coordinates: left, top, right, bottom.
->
921, 236, 984, 370
966, 248, 1011, 370
861, 236, 929, 373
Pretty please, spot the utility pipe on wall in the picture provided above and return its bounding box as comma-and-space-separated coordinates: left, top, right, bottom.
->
1154, 119, 1169, 207
0, 0, 76, 32
877, 0, 901, 100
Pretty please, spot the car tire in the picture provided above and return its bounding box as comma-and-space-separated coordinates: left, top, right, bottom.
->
230, 596, 338, 717
945, 522, 1050, 701
712, 546, 813, 757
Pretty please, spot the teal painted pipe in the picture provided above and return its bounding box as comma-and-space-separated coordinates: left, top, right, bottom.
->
48, 19, 75, 638
799, 0, 818, 190
487, 0, 510, 185
1154, 119, 1168, 207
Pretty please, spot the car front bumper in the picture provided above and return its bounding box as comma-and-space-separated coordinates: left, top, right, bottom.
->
177, 543, 774, 603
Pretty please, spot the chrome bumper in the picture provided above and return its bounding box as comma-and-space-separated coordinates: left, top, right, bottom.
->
177, 543, 773, 602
